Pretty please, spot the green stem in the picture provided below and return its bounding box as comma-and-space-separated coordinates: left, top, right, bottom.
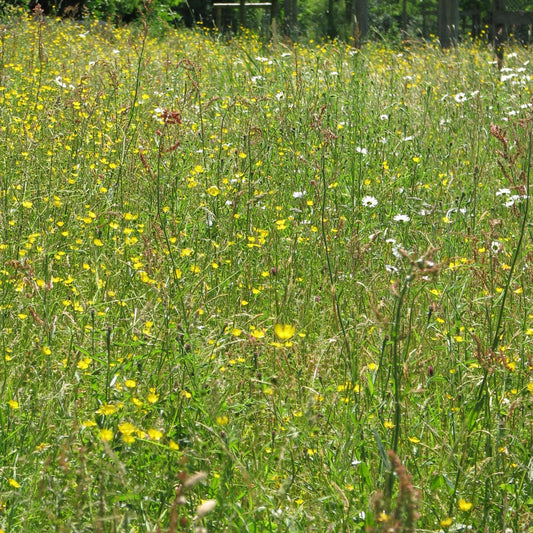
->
391, 270, 411, 455
320, 154, 353, 379
473, 132, 532, 427
491, 138, 531, 352
115, 27, 149, 205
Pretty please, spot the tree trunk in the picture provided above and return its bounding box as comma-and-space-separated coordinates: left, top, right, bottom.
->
239, 0, 245, 28
327, 0, 335, 38
283, 0, 297, 39
353, 0, 368, 47
493, 0, 506, 68
291, 0, 297, 37
271, 0, 279, 40
438, 0, 459, 48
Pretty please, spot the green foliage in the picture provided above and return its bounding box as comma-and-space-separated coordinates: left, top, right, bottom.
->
84, 0, 183, 24
297, 0, 353, 40
3, 9, 533, 532
84, 0, 137, 21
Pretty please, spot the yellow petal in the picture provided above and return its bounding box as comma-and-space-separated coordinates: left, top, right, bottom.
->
274, 323, 295, 340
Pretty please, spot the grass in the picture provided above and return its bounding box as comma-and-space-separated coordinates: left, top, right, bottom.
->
1, 8, 533, 532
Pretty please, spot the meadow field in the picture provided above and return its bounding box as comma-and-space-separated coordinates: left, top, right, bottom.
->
1, 9, 533, 532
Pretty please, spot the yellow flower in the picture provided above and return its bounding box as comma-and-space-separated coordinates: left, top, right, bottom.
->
99, 429, 114, 441
22, 201, 33, 209
97, 403, 117, 416
274, 323, 296, 340
206, 185, 220, 197
77, 358, 91, 370
8, 399, 19, 410
93, 238, 104, 247
527, 382, 533, 395
124, 379, 136, 388
216, 415, 229, 426
9, 478, 21, 488
440, 517, 453, 527
250, 327, 265, 339
458, 498, 473, 511
118, 422, 136, 435
147, 428, 163, 441
383, 420, 395, 429
147, 388, 159, 403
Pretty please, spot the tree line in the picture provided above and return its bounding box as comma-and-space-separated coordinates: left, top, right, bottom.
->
179, 1, 496, 44
16, 0, 530, 46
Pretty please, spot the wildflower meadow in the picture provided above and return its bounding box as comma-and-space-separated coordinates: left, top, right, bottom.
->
1, 8, 533, 532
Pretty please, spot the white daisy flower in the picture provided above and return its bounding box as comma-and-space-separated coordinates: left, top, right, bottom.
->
496, 188, 511, 196
393, 214, 410, 222
361, 196, 378, 207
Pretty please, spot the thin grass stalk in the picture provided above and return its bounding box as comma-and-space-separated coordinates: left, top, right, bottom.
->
115, 21, 150, 205
319, 154, 353, 379
471, 131, 532, 429
154, 117, 191, 335
385, 265, 412, 504
491, 134, 531, 353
